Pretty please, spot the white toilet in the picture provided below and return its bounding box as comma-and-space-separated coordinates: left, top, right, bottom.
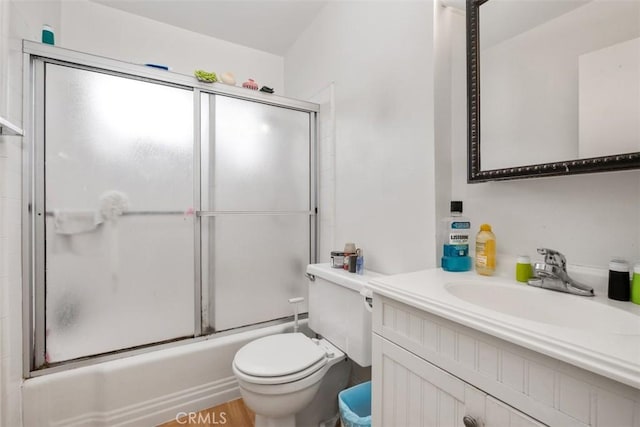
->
232, 263, 379, 427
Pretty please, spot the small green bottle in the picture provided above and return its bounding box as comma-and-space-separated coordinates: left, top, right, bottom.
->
516, 255, 533, 283
631, 264, 640, 305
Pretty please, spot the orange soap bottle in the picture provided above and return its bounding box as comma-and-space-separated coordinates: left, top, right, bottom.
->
475, 224, 496, 276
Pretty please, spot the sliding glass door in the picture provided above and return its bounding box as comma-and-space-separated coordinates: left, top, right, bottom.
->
200, 95, 313, 332
41, 64, 195, 364
28, 56, 316, 370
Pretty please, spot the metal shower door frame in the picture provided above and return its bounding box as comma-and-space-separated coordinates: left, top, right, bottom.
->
22, 41, 318, 377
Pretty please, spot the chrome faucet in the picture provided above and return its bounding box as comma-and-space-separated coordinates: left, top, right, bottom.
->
527, 248, 594, 296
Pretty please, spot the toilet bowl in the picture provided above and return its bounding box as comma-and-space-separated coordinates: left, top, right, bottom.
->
232, 333, 346, 427
232, 264, 382, 427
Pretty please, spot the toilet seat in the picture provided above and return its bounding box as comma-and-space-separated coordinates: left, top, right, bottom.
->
234, 357, 327, 385
233, 333, 329, 385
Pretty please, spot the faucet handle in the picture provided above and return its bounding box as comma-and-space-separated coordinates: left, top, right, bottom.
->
537, 248, 567, 270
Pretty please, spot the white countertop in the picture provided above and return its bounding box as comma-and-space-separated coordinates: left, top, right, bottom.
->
367, 268, 640, 390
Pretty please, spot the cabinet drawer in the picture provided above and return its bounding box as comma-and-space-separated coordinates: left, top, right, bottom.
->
372, 334, 545, 427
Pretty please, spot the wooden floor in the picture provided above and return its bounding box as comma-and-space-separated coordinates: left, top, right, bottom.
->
160, 398, 255, 427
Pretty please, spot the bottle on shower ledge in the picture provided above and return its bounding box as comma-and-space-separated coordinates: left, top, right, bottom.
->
42, 25, 55, 45
343, 242, 356, 271
356, 248, 364, 275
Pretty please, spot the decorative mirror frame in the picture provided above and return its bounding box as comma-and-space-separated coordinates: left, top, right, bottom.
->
466, 0, 640, 183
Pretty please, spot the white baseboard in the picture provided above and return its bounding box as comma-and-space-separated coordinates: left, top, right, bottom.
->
52, 376, 240, 427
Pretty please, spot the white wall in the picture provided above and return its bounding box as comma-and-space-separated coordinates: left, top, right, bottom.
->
433, 2, 456, 265
60, 0, 285, 94
285, 0, 639, 274
448, 10, 640, 269
284, 1, 438, 275
1, 1, 61, 425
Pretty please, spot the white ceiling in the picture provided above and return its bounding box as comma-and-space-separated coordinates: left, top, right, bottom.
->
442, 0, 593, 48
91, 0, 328, 56
480, 0, 591, 48
92, 0, 596, 56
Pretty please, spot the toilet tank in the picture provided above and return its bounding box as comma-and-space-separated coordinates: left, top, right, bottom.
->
306, 263, 383, 367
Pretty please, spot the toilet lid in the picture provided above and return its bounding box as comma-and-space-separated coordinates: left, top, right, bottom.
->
234, 333, 326, 378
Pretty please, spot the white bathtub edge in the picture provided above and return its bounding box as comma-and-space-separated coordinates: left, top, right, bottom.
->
23, 320, 307, 427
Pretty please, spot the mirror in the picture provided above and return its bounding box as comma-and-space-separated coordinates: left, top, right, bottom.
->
467, 0, 640, 182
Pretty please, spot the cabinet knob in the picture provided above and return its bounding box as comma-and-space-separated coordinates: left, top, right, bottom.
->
463, 415, 479, 427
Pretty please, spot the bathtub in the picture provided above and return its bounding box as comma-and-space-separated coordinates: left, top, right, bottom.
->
22, 320, 306, 426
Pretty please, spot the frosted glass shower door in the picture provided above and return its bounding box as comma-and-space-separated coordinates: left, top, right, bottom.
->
42, 64, 195, 363
201, 95, 312, 331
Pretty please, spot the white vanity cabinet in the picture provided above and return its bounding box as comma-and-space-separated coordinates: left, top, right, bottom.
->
371, 294, 640, 427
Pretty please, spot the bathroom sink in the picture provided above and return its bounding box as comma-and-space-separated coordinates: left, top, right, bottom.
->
445, 281, 640, 335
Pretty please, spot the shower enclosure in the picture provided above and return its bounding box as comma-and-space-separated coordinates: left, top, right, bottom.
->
23, 42, 317, 373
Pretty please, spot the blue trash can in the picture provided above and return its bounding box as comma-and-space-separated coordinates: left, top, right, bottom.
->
338, 381, 372, 427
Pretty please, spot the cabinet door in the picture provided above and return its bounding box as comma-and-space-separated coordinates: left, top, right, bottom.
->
373, 334, 479, 426
372, 334, 546, 427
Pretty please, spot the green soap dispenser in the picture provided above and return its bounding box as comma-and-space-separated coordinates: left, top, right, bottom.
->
631, 264, 640, 305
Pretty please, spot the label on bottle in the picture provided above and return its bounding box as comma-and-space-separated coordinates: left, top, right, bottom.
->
448, 221, 470, 245
476, 254, 488, 268
476, 240, 495, 269
444, 244, 468, 257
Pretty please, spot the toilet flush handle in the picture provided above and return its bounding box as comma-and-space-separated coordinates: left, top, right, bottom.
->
288, 297, 305, 333
360, 288, 373, 313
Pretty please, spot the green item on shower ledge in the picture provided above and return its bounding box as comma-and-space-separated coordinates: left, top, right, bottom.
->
194, 70, 218, 83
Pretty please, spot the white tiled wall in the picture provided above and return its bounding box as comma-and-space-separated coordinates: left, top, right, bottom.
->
309, 83, 336, 262
2, 0, 62, 423
0, 0, 9, 114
